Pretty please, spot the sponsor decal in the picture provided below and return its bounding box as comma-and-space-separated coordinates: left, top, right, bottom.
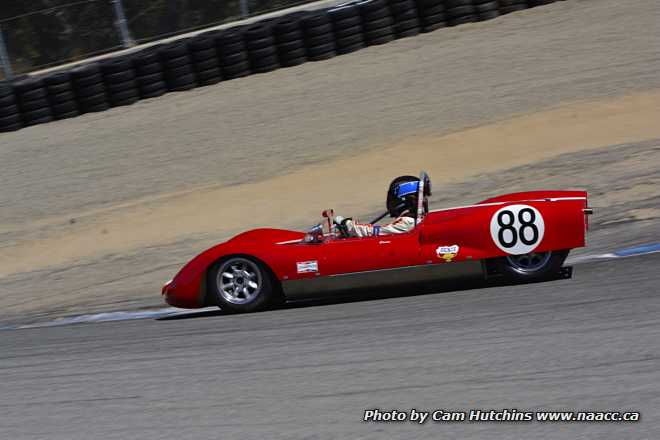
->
296, 260, 318, 274
436, 245, 459, 262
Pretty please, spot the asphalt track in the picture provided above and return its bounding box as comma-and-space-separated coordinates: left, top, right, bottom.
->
2, 252, 659, 439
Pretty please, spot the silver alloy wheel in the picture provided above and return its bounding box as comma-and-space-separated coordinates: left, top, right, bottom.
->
505, 251, 552, 273
216, 258, 262, 305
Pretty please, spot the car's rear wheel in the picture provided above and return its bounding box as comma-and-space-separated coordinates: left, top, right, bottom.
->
208, 257, 278, 312
495, 250, 568, 281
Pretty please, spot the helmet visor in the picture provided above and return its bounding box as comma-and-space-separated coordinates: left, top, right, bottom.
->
396, 181, 419, 198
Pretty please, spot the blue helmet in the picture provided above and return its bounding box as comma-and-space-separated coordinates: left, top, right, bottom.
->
386, 175, 420, 217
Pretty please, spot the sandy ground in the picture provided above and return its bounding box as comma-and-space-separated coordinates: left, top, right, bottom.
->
1, 0, 659, 323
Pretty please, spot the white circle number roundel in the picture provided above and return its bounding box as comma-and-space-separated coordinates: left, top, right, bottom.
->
489, 204, 545, 254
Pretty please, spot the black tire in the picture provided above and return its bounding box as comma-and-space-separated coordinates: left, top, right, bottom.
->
475, 1, 499, 12
0, 112, 22, 125
0, 121, 23, 132
81, 101, 110, 113
106, 79, 138, 94
0, 93, 16, 107
365, 26, 395, 40
140, 86, 167, 99
163, 54, 192, 69
280, 55, 307, 67
166, 73, 197, 90
448, 14, 478, 25
188, 37, 215, 51
277, 39, 305, 53
397, 26, 420, 37
500, 4, 527, 14
364, 16, 394, 31
337, 33, 365, 47
0, 104, 19, 117
207, 257, 281, 313
196, 67, 222, 81
418, 4, 446, 16
77, 82, 106, 97
79, 93, 108, 108
332, 15, 362, 29
366, 33, 396, 45
166, 63, 194, 78
305, 32, 335, 47
307, 42, 336, 57
493, 250, 568, 281
137, 72, 165, 86
335, 24, 364, 38
422, 20, 448, 32
447, 5, 476, 18
135, 61, 163, 76
49, 90, 76, 104
221, 51, 248, 66
337, 41, 366, 54
23, 106, 53, 120
139, 80, 168, 95
303, 23, 333, 37
395, 18, 420, 32
52, 100, 78, 114
193, 57, 220, 71
478, 10, 500, 20
100, 57, 133, 74
329, 4, 360, 20
421, 11, 448, 25
19, 97, 50, 112
191, 47, 218, 62
55, 110, 80, 120
528, 0, 556, 6
223, 61, 251, 78
275, 29, 304, 44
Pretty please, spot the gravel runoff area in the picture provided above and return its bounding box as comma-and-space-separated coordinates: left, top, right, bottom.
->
0, 0, 659, 323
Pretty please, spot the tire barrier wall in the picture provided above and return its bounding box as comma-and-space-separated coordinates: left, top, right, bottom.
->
0, 0, 565, 133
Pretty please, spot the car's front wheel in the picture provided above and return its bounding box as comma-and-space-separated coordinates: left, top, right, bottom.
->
494, 250, 569, 281
208, 257, 277, 313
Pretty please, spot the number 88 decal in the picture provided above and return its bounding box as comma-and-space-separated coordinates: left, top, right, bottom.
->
489, 204, 545, 254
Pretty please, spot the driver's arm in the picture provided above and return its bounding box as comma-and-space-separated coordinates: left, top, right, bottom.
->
337, 216, 414, 237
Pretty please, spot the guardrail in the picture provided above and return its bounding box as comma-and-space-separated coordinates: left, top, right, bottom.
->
0, 0, 564, 133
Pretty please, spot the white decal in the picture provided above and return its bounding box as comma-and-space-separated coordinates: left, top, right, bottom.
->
436, 245, 459, 262
296, 260, 318, 273
490, 204, 545, 254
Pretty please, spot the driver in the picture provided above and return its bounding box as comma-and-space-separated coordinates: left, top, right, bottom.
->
334, 176, 423, 238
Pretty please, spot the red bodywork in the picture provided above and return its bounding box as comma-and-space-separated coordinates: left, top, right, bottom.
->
162, 190, 589, 308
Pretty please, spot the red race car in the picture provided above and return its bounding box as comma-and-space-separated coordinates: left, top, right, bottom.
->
162, 172, 591, 313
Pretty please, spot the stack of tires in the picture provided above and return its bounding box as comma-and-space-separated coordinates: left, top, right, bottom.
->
0, 84, 22, 132
273, 13, 308, 66
302, 11, 337, 61
444, 0, 478, 26
72, 64, 110, 114
359, 0, 396, 46
133, 47, 168, 99
44, 73, 79, 120
389, 0, 421, 38
415, 0, 448, 32
529, 0, 556, 6
473, 0, 499, 20
14, 78, 53, 126
188, 33, 223, 86
101, 58, 139, 107
160, 42, 197, 92
217, 28, 251, 80
245, 23, 280, 73
498, 0, 528, 14
329, 4, 366, 55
